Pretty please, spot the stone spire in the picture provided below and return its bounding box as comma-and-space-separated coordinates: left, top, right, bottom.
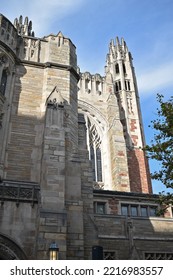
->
14, 15, 35, 37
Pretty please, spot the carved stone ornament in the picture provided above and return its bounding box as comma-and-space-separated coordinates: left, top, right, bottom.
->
93, 181, 104, 190
0, 180, 40, 207
83, 72, 91, 80
46, 86, 65, 109
0, 52, 8, 65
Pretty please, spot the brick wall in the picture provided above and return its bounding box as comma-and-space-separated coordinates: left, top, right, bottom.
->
128, 149, 152, 193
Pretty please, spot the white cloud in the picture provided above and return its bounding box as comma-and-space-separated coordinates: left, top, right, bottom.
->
138, 61, 173, 95
1, 0, 84, 36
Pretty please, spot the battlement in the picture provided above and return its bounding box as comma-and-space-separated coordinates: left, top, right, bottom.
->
0, 14, 77, 67
78, 71, 105, 98
43, 31, 77, 67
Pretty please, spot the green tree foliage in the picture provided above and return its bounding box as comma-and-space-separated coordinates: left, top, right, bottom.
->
145, 94, 173, 211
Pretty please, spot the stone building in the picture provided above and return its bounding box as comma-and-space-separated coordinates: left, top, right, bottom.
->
0, 14, 173, 260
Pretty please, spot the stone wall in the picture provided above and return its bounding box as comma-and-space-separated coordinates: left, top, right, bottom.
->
0, 180, 39, 259
92, 190, 173, 259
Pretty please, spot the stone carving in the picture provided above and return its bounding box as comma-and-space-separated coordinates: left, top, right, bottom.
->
0, 180, 40, 207
104, 251, 116, 260
14, 15, 35, 37
46, 86, 65, 109
0, 53, 7, 65
95, 73, 102, 82
127, 92, 133, 114
145, 252, 173, 260
82, 72, 91, 80
93, 182, 104, 190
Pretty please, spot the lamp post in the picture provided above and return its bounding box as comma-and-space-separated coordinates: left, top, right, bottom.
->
49, 242, 59, 260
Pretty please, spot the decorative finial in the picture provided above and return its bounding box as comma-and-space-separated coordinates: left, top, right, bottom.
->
14, 15, 35, 37
116, 36, 120, 46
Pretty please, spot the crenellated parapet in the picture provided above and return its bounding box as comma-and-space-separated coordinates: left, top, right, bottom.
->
42, 31, 77, 68
0, 14, 78, 69
78, 71, 105, 97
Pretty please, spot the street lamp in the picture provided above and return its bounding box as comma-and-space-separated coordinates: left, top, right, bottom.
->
49, 242, 59, 260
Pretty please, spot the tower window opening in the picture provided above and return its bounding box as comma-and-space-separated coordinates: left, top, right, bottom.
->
125, 80, 131, 91
115, 63, 119, 74
123, 63, 126, 75
115, 80, 121, 92
115, 82, 119, 92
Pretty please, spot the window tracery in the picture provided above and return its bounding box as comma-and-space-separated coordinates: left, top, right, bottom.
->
86, 117, 103, 183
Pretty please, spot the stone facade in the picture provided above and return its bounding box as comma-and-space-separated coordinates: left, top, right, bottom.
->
0, 14, 173, 260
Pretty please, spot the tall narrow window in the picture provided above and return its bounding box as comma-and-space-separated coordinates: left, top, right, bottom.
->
90, 144, 96, 181
86, 117, 103, 183
123, 63, 126, 74
115, 82, 119, 92
0, 69, 7, 96
125, 80, 131, 91
96, 147, 102, 182
96, 81, 99, 91
85, 79, 89, 90
115, 80, 121, 92
115, 63, 119, 74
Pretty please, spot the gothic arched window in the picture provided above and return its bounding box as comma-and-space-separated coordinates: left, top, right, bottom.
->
86, 117, 103, 182
0, 69, 8, 96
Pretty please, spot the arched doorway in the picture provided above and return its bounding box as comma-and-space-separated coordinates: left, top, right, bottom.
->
0, 234, 27, 260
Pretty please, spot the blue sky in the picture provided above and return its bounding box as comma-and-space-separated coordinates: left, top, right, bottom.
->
1, 0, 173, 193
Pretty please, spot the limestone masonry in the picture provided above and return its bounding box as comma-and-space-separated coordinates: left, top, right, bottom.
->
0, 14, 173, 260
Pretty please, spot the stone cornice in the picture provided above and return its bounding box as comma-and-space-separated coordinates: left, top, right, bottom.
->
93, 188, 158, 200
20, 60, 80, 81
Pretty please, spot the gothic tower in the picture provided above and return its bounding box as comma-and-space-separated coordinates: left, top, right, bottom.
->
0, 14, 159, 261
78, 37, 152, 193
